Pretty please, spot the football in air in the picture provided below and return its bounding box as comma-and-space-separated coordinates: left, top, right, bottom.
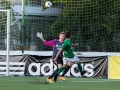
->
45, 1, 52, 8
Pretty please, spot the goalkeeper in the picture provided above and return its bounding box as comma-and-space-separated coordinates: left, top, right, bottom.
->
37, 32, 68, 83
53, 31, 87, 82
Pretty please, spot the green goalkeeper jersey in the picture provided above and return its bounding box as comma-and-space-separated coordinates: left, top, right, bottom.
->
62, 39, 75, 58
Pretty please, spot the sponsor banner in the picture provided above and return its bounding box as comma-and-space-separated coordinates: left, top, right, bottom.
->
24, 55, 108, 78
108, 56, 120, 79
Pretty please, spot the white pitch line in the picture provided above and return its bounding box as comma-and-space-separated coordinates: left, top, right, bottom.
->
0, 79, 38, 82
60, 80, 120, 83
0, 79, 120, 82
68, 81, 111, 82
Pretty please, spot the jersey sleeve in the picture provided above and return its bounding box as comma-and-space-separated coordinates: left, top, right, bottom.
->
62, 42, 68, 50
43, 40, 55, 47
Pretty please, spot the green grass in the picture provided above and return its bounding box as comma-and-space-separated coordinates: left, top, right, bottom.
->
0, 76, 120, 90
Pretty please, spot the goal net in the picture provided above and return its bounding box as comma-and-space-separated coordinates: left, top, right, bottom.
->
0, 0, 119, 52
22, 0, 120, 52
0, 0, 21, 76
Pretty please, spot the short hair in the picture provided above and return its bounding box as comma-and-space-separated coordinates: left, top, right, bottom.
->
60, 32, 64, 34
65, 31, 71, 38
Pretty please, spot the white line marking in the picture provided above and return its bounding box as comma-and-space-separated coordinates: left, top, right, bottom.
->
68, 81, 110, 82
0, 78, 120, 82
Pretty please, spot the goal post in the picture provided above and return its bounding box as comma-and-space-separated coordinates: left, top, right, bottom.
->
0, 10, 10, 76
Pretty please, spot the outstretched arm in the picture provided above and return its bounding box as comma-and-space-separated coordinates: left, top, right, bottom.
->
37, 32, 54, 47
43, 40, 54, 47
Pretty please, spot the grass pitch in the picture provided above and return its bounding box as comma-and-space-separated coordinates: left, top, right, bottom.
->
0, 76, 119, 90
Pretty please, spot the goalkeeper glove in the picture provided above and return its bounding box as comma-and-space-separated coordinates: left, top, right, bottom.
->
37, 32, 44, 40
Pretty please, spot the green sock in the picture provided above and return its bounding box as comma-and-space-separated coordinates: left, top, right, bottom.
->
77, 63, 83, 73
57, 66, 65, 74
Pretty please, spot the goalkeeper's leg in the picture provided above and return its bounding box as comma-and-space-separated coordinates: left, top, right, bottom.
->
46, 57, 63, 83
54, 66, 66, 82
48, 68, 59, 79
46, 68, 59, 83
46, 63, 62, 83
54, 61, 72, 82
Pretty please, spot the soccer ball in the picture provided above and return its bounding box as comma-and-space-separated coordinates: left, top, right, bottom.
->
45, 1, 52, 8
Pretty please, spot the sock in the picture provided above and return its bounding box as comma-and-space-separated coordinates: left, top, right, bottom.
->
48, 69, 59, 79
77, 63, 83, 73
61, 66, 70, 77
57, 66, 65, 75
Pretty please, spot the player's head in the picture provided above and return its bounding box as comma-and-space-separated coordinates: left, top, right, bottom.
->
65, 31, 71, 39
59, 32, 65, 40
